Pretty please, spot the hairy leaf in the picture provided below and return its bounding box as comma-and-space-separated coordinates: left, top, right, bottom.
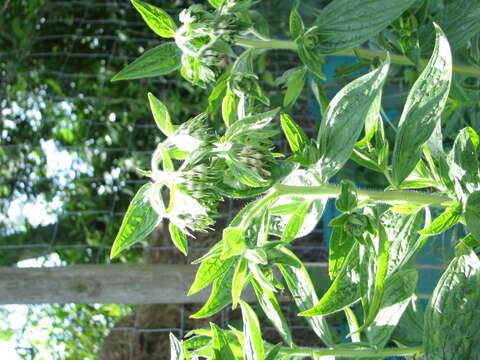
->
392, 25, 452, 185
316, 56, 390, 180
312, 0, 416, 53
328, 227, 355, 279
188, 252, 236, 295
280, 201, 309, 243
251, 278, 293, 347
424, 250, 480, 359
111, 183, 161, 258
170, 333, 184, 360
383, 209, 426, 273
336, 180, 358, 213
300, 243, 360, 316
112, 42, 181, 81
148, 92, 175, 136
465, 191, 480, 241
419, 203, 461, 236
277, 248, 336, 346
131, 0, 176, 38
448, 127, 480, 202
280, 113, 309, 155
231, 257, 248, 309
289, 0, 304, 39
366, 269, 418, 349
169, 222, 188, 256
191, 267, 234, 318
240, 300, 265, 360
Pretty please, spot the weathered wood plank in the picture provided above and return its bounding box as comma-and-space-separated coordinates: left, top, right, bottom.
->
0, 264, 203, 304
0, 263, 329, 304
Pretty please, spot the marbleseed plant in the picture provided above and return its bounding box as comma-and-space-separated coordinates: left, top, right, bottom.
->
110, 0, 480, 359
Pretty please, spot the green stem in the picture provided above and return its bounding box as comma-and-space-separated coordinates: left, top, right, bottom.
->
274, 183, 452, 207
234, 37, 480, 78
281, 345, 423, 358
240, 190, 279, 227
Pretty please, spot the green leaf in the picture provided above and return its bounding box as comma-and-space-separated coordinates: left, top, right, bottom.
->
392, 25, 452, 186
424, 250, 480, 360
280, 113, 308, 155
280, 201, 309, 243
366, 269, 418, 349
270, 169, 326, 239
336, 180, 358, 213
448, 127, 480, 202
111, 183, 161, 258
300, 243, 360, 316
188, 252, 236, 295
296, 31, 326, 79
344, 308, 361, 343
191, 267, 234, 319
277, 248, 336, 346
289, 0, 304, 39
312, 0, 416, 53
222, 87, 238, 127
170, 333, 184, 360
148, 92, 175, 136
240, 300, 265, 360
265, 343, 283, 360
465, 191, 480, 241
251, 278, 293, 347
328, 227, 355, 280
131, 0, 176, 38
225, 108, 280, 140
351, 147, 385, 173
419, 0, 480, 53
283, 67, 306, 107
208, 0, 224, 8
356, 90, 381, 148
392, 296, 424, 347
249, 263, 276, 292
231, 257, 248, 309
361, 223, 390, 331
111, 42, 181, 81
383, 209, 426, 273
418, 203, 461, 236
207, 70, 231, 114
211, 324, 236, 360
221, 227, 245, 259
168, 222, 188, 256
316, 56, 390, 180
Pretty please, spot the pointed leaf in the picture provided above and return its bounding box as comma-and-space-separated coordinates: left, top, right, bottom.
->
170, 333, 184, 360
424, 250, 480, 360
111, 183, 160, 258
191, 267, 234, 318
465, 191, 480, 241
280, 201, 309, 243
232, 257, 248, 309
188, 252, 236, 295
112, 42, 181, 81
366, 269, 418, 349
251, 278, 293, 347
169, 222, 188, 255
280, 113, 308, 155
392, 25, 452, 185
419, 203, 461, 236
131, 0, 176, 38
300, 243, 360, 316
316, 56, 390, 180
240, 300, 265, 360
289, 0, 304, 39
312, 0, 416, 53
277, 248, 336, 346
148, 92, 175, 136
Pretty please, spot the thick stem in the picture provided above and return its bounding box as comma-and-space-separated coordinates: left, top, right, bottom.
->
234, 37, 480, 78
281, 345, 423, 358
274, 183, 452, 207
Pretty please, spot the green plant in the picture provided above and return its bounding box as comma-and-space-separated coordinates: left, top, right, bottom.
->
110, 0, 480, 358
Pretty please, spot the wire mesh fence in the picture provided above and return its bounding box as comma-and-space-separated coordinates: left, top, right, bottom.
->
0, 1, 333, 358
0, 0, 458, 359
